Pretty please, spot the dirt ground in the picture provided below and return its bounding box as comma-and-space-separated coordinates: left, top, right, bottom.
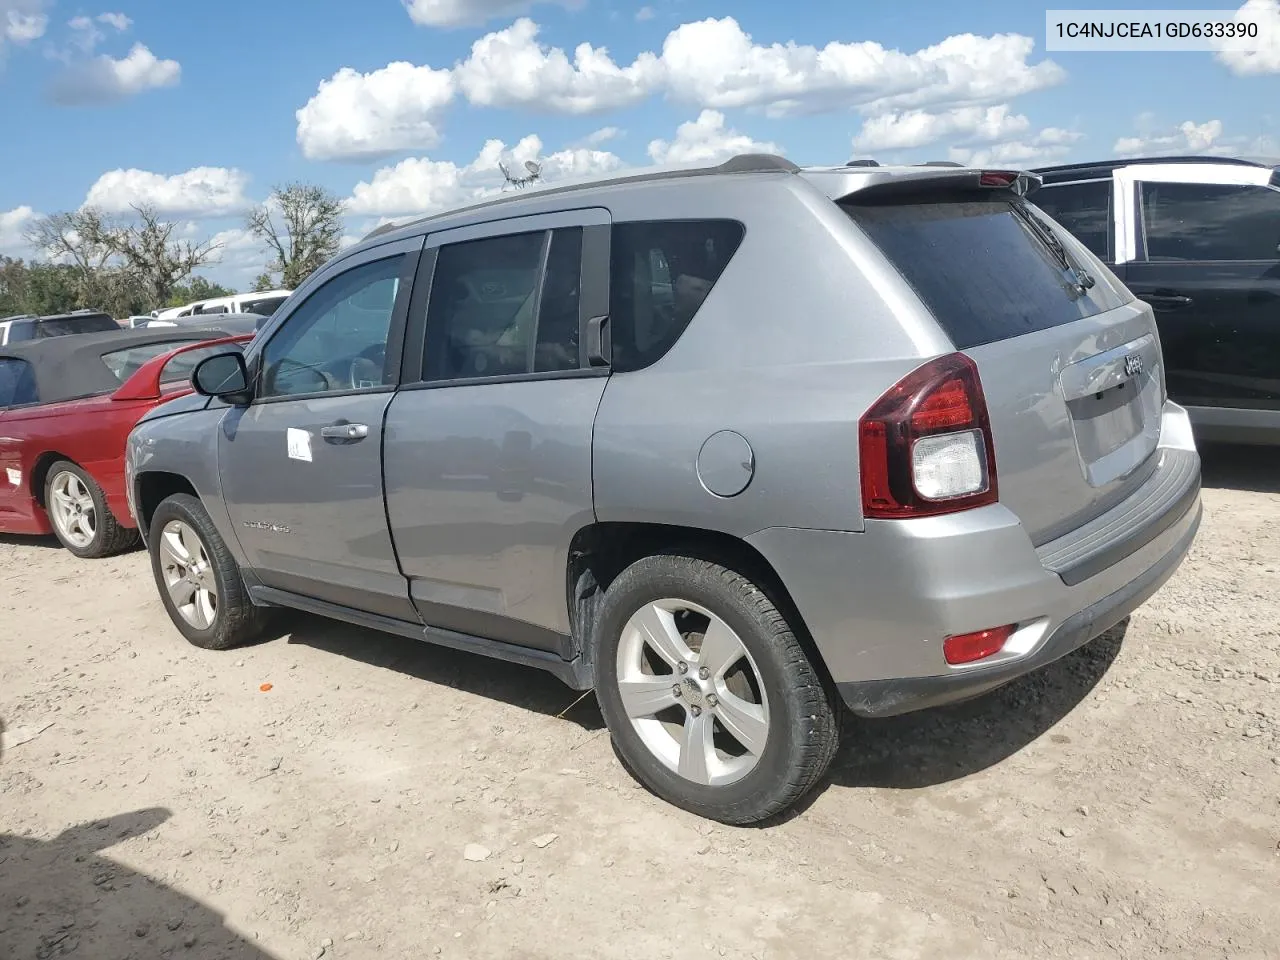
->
1, 444, 1277, 960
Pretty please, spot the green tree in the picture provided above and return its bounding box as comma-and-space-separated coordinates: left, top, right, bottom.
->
246, 183, 344, 289
101, 205, 220, 307
167, 276, 233, 307
251, 272, 275, 292
23, 209, 121, 309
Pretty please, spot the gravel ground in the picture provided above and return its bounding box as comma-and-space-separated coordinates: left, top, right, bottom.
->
1, 443, 1277, 960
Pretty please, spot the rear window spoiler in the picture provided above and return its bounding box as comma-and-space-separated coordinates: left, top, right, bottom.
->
833, 169, 1043, 205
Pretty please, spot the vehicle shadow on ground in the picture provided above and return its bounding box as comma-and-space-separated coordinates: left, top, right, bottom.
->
0, 532, 62, 550
1199, 443, 1280, 494
0, 805, 275, 960
821, 621, 1126, 795
280, 612, 606, 731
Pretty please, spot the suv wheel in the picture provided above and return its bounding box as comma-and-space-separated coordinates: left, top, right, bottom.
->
593, 554, 839, 824
148, 493, 272, 650
44, 460, 140, 559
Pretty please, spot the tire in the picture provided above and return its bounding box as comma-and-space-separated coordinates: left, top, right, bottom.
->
147, 492, 272, 650
593, 554, 839, 825
43, 460, 140, 559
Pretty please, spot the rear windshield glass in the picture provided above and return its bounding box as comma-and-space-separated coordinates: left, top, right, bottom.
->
844, 200, 1125, 350
36, 314, 120, 338
241, 296, 288, 316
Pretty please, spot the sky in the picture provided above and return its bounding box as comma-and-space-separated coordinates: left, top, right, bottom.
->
0, 0, 1277, 292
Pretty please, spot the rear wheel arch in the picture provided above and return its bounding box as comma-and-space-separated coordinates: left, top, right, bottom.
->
30, 451, 76, 507
565, 521, 835, 695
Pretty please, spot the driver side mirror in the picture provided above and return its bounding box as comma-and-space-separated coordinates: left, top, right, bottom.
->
192, 351, 252, 402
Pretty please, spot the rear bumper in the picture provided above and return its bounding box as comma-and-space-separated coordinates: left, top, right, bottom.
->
746, 401, 1202, 718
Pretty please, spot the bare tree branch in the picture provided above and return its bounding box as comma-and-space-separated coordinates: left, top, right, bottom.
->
247, 183, 345, 289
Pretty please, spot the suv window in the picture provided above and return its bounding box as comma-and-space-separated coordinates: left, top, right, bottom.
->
0, 357, 37, 407
1032, 180, 1112, 260
241, 295, 289, 317
1140, 182, 1280, 261
422, 227, 583, 382
34, 314, 119, 338
261, 255, 405, 398
610, 220, 745, 373
4, 319, 36, 343
846, 199, 1123, 351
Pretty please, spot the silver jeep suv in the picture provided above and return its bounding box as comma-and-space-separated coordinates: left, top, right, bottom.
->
125, 155, 1202, 824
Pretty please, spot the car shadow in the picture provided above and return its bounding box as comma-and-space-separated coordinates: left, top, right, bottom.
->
0, 532, 62, 550
1198, 442, 1280, 494
279, 612, 606, 731
817, 620, 1126, 797
0, 804, 275, 960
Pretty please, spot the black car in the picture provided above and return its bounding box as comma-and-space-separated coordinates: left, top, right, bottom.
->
1032, 155, 1280, 446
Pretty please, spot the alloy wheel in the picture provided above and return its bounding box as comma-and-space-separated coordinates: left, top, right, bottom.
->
158, 520, 218, 630
49, 471, 96, 549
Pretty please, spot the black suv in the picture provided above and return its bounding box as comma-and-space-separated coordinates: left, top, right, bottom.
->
1032, 155, 1280, 446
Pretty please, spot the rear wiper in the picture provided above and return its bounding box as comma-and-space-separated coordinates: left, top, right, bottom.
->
1011, 200, 1096, 296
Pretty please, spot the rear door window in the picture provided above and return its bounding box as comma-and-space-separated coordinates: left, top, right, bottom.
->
1139, 182, 1280, 261
845, 199, 1128, 350
609, 219, 745, 372
1031, 180, 1112, 260
0, 358, 38, 407
34, 314, 119, 337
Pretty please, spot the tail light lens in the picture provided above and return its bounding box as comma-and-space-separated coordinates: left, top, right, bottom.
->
859, 353, 998, 519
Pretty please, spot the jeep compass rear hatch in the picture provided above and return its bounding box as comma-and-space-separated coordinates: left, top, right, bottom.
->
838, 171, 1164, 544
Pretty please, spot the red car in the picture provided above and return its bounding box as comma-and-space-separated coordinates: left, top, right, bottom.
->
0, 327, 252, 558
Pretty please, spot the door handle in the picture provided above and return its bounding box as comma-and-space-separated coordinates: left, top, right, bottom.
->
320, 422, 369, 441
1142, 293, 1193, 309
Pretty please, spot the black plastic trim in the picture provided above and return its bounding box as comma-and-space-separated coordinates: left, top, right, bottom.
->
249, 585, 592, 689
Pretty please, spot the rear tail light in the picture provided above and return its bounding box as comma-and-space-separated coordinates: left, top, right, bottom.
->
978, 170, 1019, 187
859, 353, 998, 519
944, 625, 1015, 665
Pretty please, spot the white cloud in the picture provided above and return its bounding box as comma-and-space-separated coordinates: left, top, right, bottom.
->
1215, 0, 1280, 75
584, 125, 621, 146
0, 205, 38, 253
97, 12, 130, 31
658, 18, 1065, 117
2, 0, 47, 47
948, 127, 1082, 168
84, 167, 253, 217
295, 61, 456, 161
647, 109, 779, 164
635, 6, 655, 21
49, 42, 179, 104
454, 17, 662, 113
403, 0, 578, 28
853, 104, 1030, 152
1114, 119, 1225, 158
349, 133, 622, 217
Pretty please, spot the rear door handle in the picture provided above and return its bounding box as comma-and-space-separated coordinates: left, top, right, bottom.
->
320, 422, 369, 441
1142, 293, 1193, 309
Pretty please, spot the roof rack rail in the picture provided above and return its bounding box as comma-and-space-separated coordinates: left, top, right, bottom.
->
917, 161, 965, 167
845, 159, 880, 167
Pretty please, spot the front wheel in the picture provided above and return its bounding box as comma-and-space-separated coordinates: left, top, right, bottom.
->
148, 493, 272, 650
593, 554, 839, 825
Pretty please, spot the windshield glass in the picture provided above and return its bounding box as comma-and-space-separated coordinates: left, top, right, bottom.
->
100, 341, 244, 384
843, 199, 1131, 350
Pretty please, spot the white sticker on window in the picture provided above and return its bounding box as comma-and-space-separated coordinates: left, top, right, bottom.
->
286, 428, 313, 463
5, 467, 19, 486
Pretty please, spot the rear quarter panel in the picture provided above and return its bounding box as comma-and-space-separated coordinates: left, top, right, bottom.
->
0, 393, 166, 529
592, 176, 950, 536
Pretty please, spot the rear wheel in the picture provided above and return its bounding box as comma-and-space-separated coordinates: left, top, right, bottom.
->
148, 493, 272, 650
44, 460, 139, 559
593, 554, 839, 824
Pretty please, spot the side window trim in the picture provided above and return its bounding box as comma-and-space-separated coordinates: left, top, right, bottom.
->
400, 208, 612, 389
249, 236, 424, 405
